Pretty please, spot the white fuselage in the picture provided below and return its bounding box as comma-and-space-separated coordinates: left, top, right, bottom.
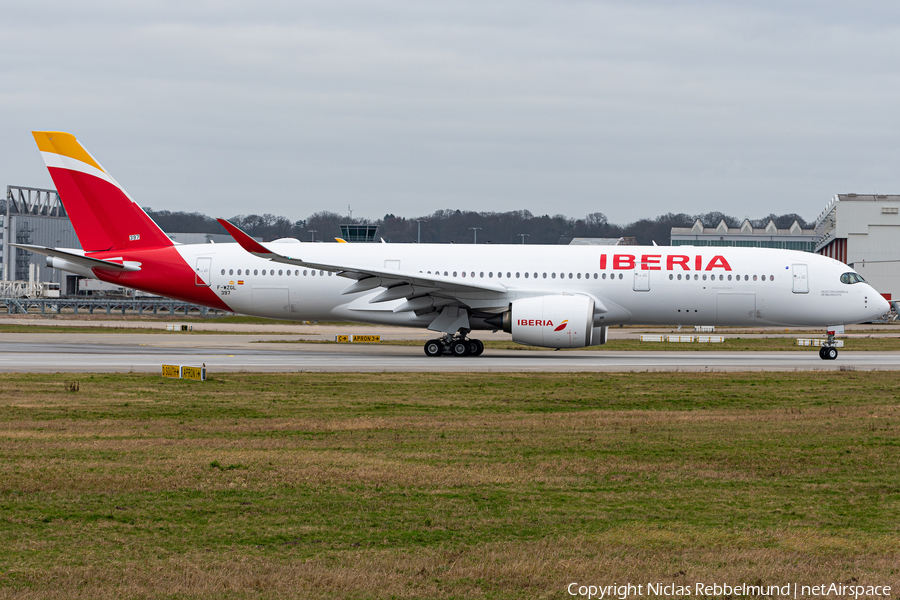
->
170, 242, 887, 329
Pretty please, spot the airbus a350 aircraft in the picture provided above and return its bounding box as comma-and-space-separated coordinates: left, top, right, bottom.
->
15, 132, 890, 360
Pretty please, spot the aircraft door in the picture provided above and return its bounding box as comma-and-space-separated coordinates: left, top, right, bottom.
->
195, 257, 212, 287
792, 264, 808, 294
633, 270, 650, 292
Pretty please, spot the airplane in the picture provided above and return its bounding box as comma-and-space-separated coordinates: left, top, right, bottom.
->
13, 131, 890, 360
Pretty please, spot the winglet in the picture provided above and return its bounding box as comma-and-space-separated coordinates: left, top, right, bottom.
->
217, 219, 273, 256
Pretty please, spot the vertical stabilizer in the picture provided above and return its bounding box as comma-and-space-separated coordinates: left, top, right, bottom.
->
32, 131, 173, 252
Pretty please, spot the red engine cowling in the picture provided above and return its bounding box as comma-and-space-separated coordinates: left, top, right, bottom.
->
489, 295, 596, 348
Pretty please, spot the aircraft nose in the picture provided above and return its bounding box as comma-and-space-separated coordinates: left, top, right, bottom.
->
869, 289, 891, 319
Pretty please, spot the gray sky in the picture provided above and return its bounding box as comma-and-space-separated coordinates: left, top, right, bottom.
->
3, 1, 900, 225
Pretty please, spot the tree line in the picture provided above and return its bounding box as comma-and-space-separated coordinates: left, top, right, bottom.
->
142, 207, 813, 246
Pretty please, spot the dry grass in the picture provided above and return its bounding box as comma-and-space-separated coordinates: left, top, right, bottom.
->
1, 372, 899, 598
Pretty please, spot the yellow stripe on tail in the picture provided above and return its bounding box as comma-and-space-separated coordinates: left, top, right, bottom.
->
32, 131, 105, 173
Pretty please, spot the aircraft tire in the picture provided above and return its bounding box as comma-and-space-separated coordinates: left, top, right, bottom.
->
818, 347, 827, 360
825, 346, 838, 360
424, 339, 443, 357
450, 340, 470, 357
469, 339, 484, 356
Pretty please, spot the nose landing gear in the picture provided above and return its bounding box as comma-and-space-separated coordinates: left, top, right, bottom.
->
423, 334, 485, 357
818, 329, 839, 360
819, 346, 838, 360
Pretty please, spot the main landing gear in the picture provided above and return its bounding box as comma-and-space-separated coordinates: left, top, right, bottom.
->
423, 334, 485, 357
818, 329, 838, 360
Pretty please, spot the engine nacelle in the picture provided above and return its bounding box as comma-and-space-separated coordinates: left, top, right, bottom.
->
489, 295, 597, 348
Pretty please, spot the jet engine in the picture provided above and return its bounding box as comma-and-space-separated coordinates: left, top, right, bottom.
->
485, 295, 601, 348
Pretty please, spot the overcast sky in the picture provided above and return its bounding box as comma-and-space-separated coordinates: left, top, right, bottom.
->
3, 1, 900, 225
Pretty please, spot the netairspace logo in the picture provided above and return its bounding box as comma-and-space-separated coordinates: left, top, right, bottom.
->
566, 582, 893, 599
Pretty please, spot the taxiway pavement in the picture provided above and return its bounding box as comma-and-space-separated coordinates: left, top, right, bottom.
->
0, 332, 897, 372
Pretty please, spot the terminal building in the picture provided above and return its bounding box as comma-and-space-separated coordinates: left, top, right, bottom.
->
670, 218, 816, 251
815, 194, 900, 300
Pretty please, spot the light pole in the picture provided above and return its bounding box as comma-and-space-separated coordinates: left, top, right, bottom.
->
469, 227, 482, 244
518, 233, 529, 244
308, 229, 317, 242
416, 220, 426, 243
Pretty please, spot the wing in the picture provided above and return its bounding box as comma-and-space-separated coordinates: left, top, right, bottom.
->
10, 244, 141, 272
216, 219, 508, 314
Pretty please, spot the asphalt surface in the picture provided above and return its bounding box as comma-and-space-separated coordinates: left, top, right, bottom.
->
0, 332, 898, 372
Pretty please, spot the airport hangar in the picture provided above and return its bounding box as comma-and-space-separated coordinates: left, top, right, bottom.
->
671, 196, 900, 304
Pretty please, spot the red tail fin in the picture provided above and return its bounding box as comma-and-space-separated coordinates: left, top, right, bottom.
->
32, 131, 172, 252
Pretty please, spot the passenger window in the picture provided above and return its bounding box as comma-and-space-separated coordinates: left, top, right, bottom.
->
753, 275, 757, 281
669, 274, 673, 280
516, 272, 520, 278
543, 273, 547, 279
489, 272, 493, 278
602, 273, 607, 279
221, 269, 225, 275
701, 274, 706, 281
619, 273, 623, 280
507, 272, 511, 278
278, 270, 283, 276
551, 273, 556, 279
694, 274, 698, 280
577, 273, 581, 279
727, 275, 732, 281
229, 269, 234, 275
311, 271, 315, 276
524, 272, 529, 278
677, 274, 681, 280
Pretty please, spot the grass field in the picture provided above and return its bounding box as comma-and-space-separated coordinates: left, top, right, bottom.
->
1, 372, 898, 599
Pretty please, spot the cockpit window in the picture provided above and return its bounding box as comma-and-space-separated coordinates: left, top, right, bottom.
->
840, 272, 866, 284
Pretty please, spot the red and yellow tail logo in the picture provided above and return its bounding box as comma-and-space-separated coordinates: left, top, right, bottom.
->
553, 320, 569, 332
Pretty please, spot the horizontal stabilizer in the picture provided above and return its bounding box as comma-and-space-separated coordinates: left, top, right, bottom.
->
10, 244, 141, 272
